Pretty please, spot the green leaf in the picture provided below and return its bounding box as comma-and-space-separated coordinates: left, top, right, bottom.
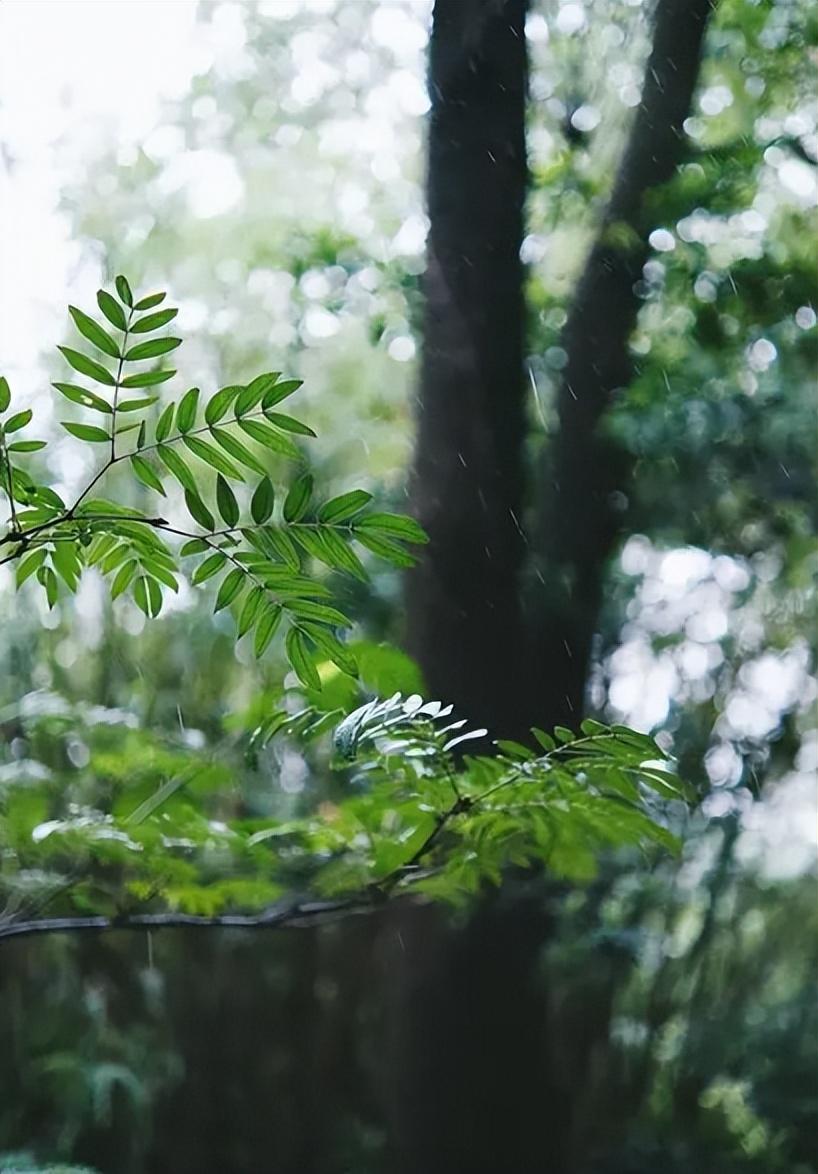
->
97, 289, 128, 331
16, 548, 47, 586
68, 306, 121, 359
353, 530, 416, 567
209, 426, 267, 475
580, 718, 609, 737
204, 385, 241, 425
51, 543, 81, 591
38, 564, 59, 609
52, 382, 112, 414
8, 440, 46, 453
155, 402, 175, 442
216, 474, 239, 527
238, 418, 299, 459
254, 605, 282, 657
115, 275, 133, 307
286, 599, 350, 627
262, 378, 302, 408
157, 444, 196, 493
142, 558, 178, 592
130, 307, 178, 334
133, 575, 162, 617
86, 534, 118, 566
554, 726, 574, 744
283, 473, 313, 523
4, 410, 32, 433
251, 477, 275, 524
184, 489, 215, 531
121, 369, 176, 388
265, 412, 316, 437
110, 558, 140, 599
286, 627, 321, 690
214, 567, 245, 612
180, 538, 209, 556
125, 337, 182, 362
183, 435, 244, 481
0, 376, 9, 412
118, 396, 158, 413
235, 378, 275, 416
245, 372, 282, 406
177, 387, 200, 433
137, 420, 146, 448
61, 421, 109, 443
300, 623, 357, 676
237, 584, 264, 637
130, 454, 165, 495
354, 512, 428, 544
133, 291, 166, 311
252, 526, 299, 570
318, 489, 372, 523
532, 727, 556, 752
312, 527, 367, 580
58, 346, 116, 386
192, 551, 227, 584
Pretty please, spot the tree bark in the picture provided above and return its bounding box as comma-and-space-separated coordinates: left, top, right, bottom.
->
391, 4, 717, 1173
530, 0, 716, 730
407, 0, 529, 740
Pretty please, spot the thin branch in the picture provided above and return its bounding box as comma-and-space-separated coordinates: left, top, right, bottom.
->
0, 898, 368, 945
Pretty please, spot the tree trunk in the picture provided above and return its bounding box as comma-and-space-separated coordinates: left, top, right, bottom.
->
407, 0, 529, 741
391, 4, 717, 1173
530, 0, 716, 730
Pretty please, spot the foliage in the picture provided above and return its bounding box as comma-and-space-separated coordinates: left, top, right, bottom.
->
0, 685, 685, 931
0, 285, 686, 936
0, 279, 426, 690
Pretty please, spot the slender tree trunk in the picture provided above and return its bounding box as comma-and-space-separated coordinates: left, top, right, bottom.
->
407, 0, 529, 740
529, 0, 715, 730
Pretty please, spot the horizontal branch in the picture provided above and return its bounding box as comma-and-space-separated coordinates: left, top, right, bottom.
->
0, 896, 368, 945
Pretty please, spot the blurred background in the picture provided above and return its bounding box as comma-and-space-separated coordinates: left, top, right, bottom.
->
0, 1, 815, 1172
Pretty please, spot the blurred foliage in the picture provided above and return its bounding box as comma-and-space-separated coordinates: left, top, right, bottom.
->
0, 0, 816, 1170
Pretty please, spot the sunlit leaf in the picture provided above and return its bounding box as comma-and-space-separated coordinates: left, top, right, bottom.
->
125, 338, 182, 362
204, 385, 241, 426
61, 421, 110, 444
68, 306, 121, 359
157, 444, 196, 493
115, 275, 133, 307
209, 426, 267, 474
58, 346, 116, 387
183, 435, 244, 481
130, 454, 165, 495
97, 289, 128, 331
52, 382, 112, 414
121, 369, 175, 388
191, 551, 226, 584
133, 291, 166, 311
130, 307, 178, 334
318, 490, 372, 524
214, 567, 245, 612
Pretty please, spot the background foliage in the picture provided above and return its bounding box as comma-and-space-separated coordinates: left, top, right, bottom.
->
0, 0, 815, 1171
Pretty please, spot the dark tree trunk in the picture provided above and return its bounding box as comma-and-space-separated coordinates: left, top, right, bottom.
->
390, 4, 717, 1173
530, 0, 716, 730
407, 0, 529, 740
